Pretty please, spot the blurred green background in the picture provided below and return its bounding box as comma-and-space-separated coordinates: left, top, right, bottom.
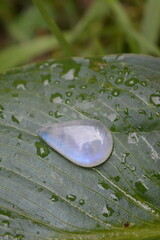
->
0, 0, 160, 72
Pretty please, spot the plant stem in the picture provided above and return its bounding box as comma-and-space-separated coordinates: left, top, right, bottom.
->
32, 0, 73, 57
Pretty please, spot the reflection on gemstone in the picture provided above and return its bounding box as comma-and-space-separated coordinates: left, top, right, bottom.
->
37, 120, 113, 167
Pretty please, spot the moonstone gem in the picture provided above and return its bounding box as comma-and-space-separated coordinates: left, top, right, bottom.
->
37, 120, 113, 167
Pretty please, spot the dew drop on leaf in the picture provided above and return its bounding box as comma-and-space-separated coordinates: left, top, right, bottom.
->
102, 204, 114, 217
140, 81, 147, 87
66, 194, 76, 201
138, 109, 146, 115
150, 94, 160, 106
115, 77, 124, 85
124, 108, 129, 115
79, 199, 85, 206
50, 194, 59, 202
30, 113, 34, 118
134, 86, 138, 90
50, 93, 63, 103
54, 80, 60, 85
135, 181, 148, 194
34, 141, 50, 158
66, 92, 72, 97
65, 99, 70, 104
37, 120, 113, 167
148, 113, 153, 120
38, 188, 43, 192
125, 78, 139, 86
13, 80, 26, 90
11, 115, 20, 124
48, 111, 53, 116
54, 110, 63, 118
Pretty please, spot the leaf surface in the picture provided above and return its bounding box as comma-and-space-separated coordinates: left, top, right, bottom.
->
0, 54, 160, 239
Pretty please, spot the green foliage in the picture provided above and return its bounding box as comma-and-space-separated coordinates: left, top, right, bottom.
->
0, 55, 160, 239
0, 0, 160, 72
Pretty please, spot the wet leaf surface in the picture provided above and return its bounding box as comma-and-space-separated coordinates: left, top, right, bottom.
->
0, 54, 160, 239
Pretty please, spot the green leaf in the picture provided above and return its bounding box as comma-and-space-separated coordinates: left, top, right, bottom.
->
0, 55, 160, 240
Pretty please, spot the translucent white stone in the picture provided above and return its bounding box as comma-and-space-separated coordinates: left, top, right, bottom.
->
37, 120, 113, 167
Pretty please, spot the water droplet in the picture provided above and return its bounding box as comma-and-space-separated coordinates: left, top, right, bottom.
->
79, 199, 85, 206
137, 125, 143, 131
115, 104, 120, 110
43, 79, 49, 86
115, 77, 124, 85
30, 113, 34, 118
65, 99, 70, 104
118, 71, 123, 75
66, 92, 72, 97
38, 188, 43, 192
99, 89, 106, 94
62, 69, 75, 80
1, 220, 10, 227
107, 113, 117, 122
16, 143, 20, 146
68, 84, 75, 89
131, 95, 135, 100
112, 89, 120, 97
140, 81, 147, 87
48, 111, 53, 116
135, 181, 148, 194
54, 80, 60, 85
80, 85, 87, 89
114, 176, 120, 182
66, 194, 76, 201
108, 95, 112, 100
110, 193, 118, 201
109, 75, 114, 80
50, 194, 59, 202
18, 133, 22, 140
11, 115, 20, 124
150, 94, 160, 106
148, 113, 153, 120
0, 108, 4, 119
0, 104, 4, 110
138, 109, 146, 115
37, 120, 113, 167
34, 141, 50, 158
110, 124, 117, 132
157, 141, 160, 146
102, 204, 114, 217
124, 108, 129, 115
98, 181, 109, 190
156, 112, 160, 117
50, 93, 63, 103
54, 110, 63, 118
13, 80, 26, 90
125, 78, 139, 87
134, 86, 138, 90
128, 132, 139, 144
121, 152, 130, 163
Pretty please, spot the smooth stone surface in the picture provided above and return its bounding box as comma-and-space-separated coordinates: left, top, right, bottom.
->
37, 120, 113, 167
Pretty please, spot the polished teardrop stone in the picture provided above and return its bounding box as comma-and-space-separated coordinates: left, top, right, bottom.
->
37, 120, 113, 167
